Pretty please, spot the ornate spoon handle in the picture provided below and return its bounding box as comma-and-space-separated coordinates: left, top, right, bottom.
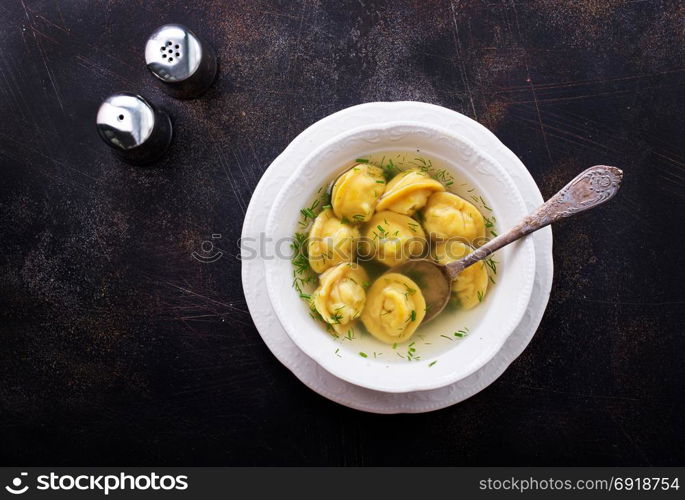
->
445, 165, 623, 280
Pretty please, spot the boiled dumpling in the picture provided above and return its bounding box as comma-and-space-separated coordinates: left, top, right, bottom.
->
361, 273, 426, 344
432, 240, 488, 309
307, 208, 360, 273
421, 192, 485, 246
331, 164, 386, 223
312, 263, 369, 334
359, 211, 426, 267
375, 169, 445, 215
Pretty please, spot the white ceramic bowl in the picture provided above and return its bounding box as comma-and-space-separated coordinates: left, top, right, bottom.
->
264, 122, 536, 393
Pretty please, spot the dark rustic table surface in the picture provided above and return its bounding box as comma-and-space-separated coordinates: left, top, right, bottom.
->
1, 0, 684, 466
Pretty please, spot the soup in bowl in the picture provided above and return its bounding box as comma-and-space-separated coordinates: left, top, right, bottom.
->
264, 122, 536, 393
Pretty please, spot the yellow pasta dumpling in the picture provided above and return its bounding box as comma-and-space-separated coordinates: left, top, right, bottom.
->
375, 169, 445, 215
312, 263, 369, 334
361, 273, 426, 344
359, 211, 426, 267
331, 164, 386, 223
308, 208, 360, 274
432, 240, 488, 309
421, 192, 486, 246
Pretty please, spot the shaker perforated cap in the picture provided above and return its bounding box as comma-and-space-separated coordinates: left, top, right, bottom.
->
145, 24, 217, 99
96, 93, 172, 164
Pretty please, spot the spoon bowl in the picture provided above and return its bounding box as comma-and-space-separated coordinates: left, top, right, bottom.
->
387, 258, 452, 322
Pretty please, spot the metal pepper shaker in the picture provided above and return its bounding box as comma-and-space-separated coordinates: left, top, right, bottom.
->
145, 24, 217, 99
96, 92, 173, 164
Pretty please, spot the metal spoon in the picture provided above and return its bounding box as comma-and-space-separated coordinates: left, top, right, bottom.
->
389, 165, 623, 322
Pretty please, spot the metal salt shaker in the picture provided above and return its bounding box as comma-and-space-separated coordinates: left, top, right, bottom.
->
96, 93, 173, 164
145, 24, 217, 99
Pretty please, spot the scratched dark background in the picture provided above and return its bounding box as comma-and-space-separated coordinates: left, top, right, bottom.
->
1, 0, 684, 466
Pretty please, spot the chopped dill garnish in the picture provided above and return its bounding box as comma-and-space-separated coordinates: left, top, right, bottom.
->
383, 159, 398, 180
406, 342, 417, 361
454, 328, 469, 338
359, 352, 368, 358
483, 216, 494, 228
335, 348, 341, 357
292, 253, 310, 275
392, 343, 397, 350
355, 158, 369, 163
297, 189, 330, 228
420, 162, 455, 188
306, 299, 327, 327
352, 214, 365, 222
469, 194, 492, 211
341, 216, 351, 224
428, 360, 437, 367
299, 293, 311, 300
440, 334, 454, 341
363, 281, 370, 289
410, 310, 416, 322
293, 276, 309, 294
477, 290, 484, 303
484, 256, 498, 274
300, 207, 315, 220
291, 232, 307, 251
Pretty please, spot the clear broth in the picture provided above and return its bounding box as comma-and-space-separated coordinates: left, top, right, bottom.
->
292, 151, 498, 365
